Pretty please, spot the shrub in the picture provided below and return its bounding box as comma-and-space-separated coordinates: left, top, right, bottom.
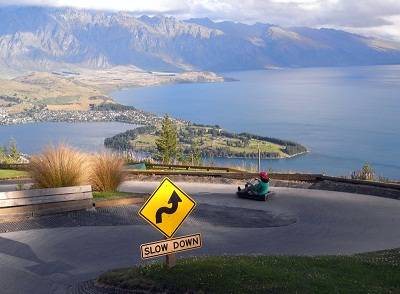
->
89, 153, 125, 192
28, 145, 88, 188
351, 162, 375, 181
0, 138, 22, 164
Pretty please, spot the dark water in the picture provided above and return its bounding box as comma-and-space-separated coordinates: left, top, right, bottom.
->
0, 122, 135, 154
113, 66, 400, 179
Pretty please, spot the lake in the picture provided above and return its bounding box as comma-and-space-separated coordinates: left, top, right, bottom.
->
0, 122, 135, 154
113, 65, 400, 179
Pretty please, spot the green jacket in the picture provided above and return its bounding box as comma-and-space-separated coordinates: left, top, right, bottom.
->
251, 180, 269, 195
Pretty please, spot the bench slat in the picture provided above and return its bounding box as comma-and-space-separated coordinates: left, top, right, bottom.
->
0, 185, 92, 200
0, 199, 93, 216
0, 192, 92, 208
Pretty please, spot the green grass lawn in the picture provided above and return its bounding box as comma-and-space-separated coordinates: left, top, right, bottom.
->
38, 96, 80, 105
0, 169, 29, 179
130, 126, 289, 158
98, 249, 400, 293
93, 191, 145, 199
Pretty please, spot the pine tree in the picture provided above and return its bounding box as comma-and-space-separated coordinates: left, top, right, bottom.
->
8, 138, 20, 162
155, 115, 178, 164
189, 139, 202, 165
0, 145, 6, 164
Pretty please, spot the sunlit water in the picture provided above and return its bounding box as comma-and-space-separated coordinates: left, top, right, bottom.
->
0, 122, 135, 154
113, 65, 400, 179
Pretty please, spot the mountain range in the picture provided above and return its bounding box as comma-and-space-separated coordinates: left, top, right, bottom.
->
1, 6, 400, 73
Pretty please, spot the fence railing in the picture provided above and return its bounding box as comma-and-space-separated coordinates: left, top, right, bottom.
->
143, 163, 243, 173
1, 162, 399, 190
320, 175, 400, 190
0, 163, 28, 170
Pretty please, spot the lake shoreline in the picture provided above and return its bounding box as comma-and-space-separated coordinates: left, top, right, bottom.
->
202, 150, 309, 161
110, 66, 400, 179
2, 66, 400, 178
0, 106, 308, 161
104, 125, 308, 160
1, 74, 308, 161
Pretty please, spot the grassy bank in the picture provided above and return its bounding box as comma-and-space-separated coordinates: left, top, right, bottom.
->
0, 169, 29, 179
98, 249, 400, 293
92, 191, 141, 199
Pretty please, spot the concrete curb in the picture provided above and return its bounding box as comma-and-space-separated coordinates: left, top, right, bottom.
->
320, 175, 400, 190
0, 178, 32, 185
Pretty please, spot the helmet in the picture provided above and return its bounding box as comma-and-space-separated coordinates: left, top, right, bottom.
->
259, 171, 269, 180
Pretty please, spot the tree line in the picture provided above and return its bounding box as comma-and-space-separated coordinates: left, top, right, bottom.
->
92, 103, 138, 111
219, 131, 307, 156
104, 126, 156, 150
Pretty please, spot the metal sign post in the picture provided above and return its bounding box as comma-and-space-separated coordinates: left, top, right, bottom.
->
166, 253, 177, 267
164, 236, 176, 268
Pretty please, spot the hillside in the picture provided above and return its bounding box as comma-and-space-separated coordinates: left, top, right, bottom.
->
0, 68, 223, 112
0, 72, 111, 112
0, 7, 399, 73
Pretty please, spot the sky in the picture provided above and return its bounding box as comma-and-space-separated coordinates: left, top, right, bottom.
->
1, 0, 400, 41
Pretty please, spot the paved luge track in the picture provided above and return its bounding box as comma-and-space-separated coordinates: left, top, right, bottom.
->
0, 182, 399, 293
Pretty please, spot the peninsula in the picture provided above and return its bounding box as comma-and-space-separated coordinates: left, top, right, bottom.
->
0, 67, 307, 160
104, 124, 308, 160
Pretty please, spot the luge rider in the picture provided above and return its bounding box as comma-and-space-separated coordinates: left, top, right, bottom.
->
237, 171, 270, 200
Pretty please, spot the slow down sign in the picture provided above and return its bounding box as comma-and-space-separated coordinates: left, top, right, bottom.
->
140, 233, 202, 259
138, 178, 202, 263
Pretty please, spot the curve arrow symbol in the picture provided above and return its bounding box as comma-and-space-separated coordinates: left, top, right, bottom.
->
155, 191, 182, 223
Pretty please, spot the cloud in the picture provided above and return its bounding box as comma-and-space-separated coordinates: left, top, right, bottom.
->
0, 0, 400, 40
0, 0, 186, 13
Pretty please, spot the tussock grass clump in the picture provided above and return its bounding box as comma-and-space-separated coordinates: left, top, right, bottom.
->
29, 145, 88, 188
351, 162, 375, 181
89, 153, 125, 192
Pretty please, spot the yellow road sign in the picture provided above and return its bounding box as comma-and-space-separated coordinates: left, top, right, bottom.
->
138, 177, 196, 238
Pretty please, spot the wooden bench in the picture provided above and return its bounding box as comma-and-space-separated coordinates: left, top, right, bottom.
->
0, 185, 93, 217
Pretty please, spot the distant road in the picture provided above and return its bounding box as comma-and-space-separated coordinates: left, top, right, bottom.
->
0, 183, 399, 293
